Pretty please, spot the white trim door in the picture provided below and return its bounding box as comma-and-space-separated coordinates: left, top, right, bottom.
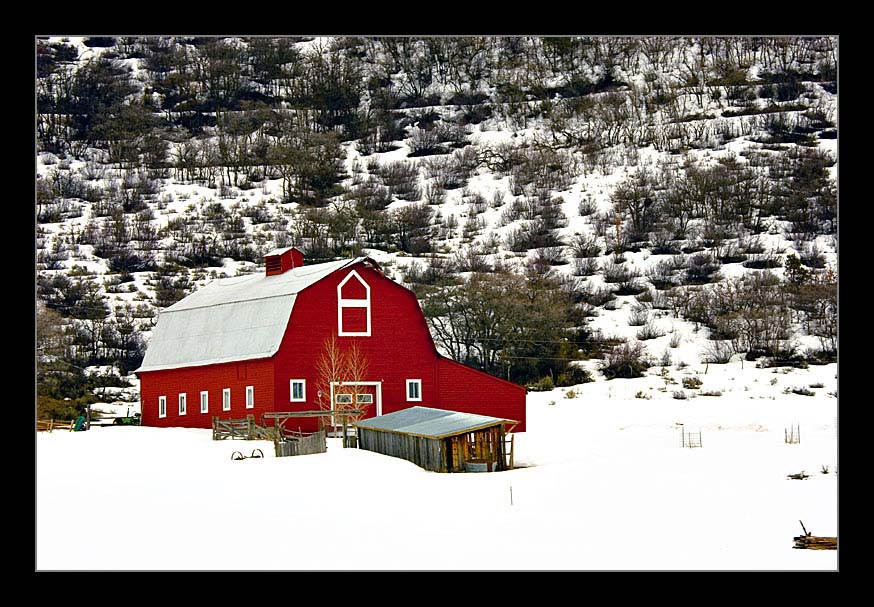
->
329, 380, 382, 429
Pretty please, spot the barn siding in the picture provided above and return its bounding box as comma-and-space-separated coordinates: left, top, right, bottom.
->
140, 359, 274, 428
358, 428, 446, 472
271, 263, 441, 432
435, 358, 527, 432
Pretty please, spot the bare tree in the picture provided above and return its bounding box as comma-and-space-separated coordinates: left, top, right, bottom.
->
315, 332, 348, 430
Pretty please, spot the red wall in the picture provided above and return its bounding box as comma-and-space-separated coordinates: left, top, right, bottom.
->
435, 357, 527, 432
271, 263, 442, 432
139, 359, 274, 428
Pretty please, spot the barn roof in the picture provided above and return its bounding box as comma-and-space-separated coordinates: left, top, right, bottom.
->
136, 257, 368, 373
353, 406, 516, 439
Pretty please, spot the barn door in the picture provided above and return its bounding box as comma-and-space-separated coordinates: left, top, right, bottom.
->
351, 385, 377, 420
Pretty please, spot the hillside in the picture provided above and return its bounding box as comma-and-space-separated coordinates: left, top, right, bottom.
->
35, 36, 838, 412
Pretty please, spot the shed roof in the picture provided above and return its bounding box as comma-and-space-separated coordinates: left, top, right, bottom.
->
264, 245, 301, 257
136, 257, 368, 373
353, 406, 516, 439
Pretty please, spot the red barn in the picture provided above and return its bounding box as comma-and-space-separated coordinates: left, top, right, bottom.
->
135, 248, 526, 432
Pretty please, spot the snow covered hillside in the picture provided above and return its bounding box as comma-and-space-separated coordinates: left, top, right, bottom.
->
36, 360, 837, 571
36, 36, 837, 409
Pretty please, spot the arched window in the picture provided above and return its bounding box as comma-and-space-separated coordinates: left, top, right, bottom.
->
337, 270, 371, 337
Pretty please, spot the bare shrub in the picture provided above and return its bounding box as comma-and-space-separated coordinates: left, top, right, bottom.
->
422, 154, 469, 190
452, 246, 492, 273
603, 259, 637, 283
627, 304, 650, 327
568, 233, 602, 258
703, 339, 735, 363
580, 284, 617, 307
578, 196, 598, 216
743, 253, 782, 270
799, 242, 826, 268
739, 235, 766, 254
647, 259, 677, 290
651, 289, 672, 310
378, 160, 421, 201
490, 190, 506, 209
572, 257, 600, 276
423, 182, 446, 206
600, 340, 651, 380
684, 253, 721, 284
408, 127, 445, 156
534, 246, 567, 266
637, 321, 665, 340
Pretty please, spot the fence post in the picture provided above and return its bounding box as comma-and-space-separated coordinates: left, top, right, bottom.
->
247, 414, 254, 440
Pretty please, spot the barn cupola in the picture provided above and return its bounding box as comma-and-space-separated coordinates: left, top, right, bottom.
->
264, 246, 304, 276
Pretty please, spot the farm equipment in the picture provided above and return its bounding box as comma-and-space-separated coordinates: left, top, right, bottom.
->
112, 413, 141, 426
231, 449, 264, 461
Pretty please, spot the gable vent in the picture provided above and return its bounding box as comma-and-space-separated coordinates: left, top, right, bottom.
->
265, 256, 282, 274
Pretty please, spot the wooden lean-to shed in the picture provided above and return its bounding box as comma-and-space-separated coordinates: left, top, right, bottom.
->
354, 406, 518, 473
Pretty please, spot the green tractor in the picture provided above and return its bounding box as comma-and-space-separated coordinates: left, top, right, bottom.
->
112, 413, 142, 426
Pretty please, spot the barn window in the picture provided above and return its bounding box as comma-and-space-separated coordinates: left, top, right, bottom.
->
178, 393, 187, 416
356, 393, 373, 404
158, 395, 166, 419
246, 386, 254, 409
223, 388, 231, 411
337, 270, 371, 337
335, 393, 353, 405
200, 391, 209, 413
290, 379, 306, 402
406, 379, 422, 402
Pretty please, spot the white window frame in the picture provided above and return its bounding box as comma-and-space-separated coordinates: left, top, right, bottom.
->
356, 393, 373, 404
158, 395, 167, 419
223, 388, 231, 412
406, 379, 422, 402
335, 393, 353, 405
246, 385, 254, 409
200, 390, 209, 414
290, 379, 306, 402
337, 270, 371, 337
178, 393, 187, 416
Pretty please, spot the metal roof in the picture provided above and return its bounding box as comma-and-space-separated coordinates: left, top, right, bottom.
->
264, 245, 300, 257
353, 406, 516, 439
136, 257, 366, 373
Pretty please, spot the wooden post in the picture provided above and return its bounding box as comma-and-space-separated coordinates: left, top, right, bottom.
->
510, 434, 515, 470
247, 414, 254, 440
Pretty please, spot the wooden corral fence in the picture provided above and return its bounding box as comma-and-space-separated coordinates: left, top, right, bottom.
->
785, 423, 801, 444
274, 429, 327, 457
37, 419, 75, 432
212, 415, 276, 441
263, 410, 362, 456
680, 429, 702, 448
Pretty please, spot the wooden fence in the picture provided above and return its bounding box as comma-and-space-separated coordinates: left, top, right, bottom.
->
37, 419, 75, 432
212, 415, 276, 441
275, 429, 327, 457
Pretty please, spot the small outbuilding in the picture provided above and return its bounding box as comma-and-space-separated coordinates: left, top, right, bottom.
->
354, 406, 518, 473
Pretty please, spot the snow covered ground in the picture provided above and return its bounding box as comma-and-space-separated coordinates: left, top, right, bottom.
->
36, 361, 837, 571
